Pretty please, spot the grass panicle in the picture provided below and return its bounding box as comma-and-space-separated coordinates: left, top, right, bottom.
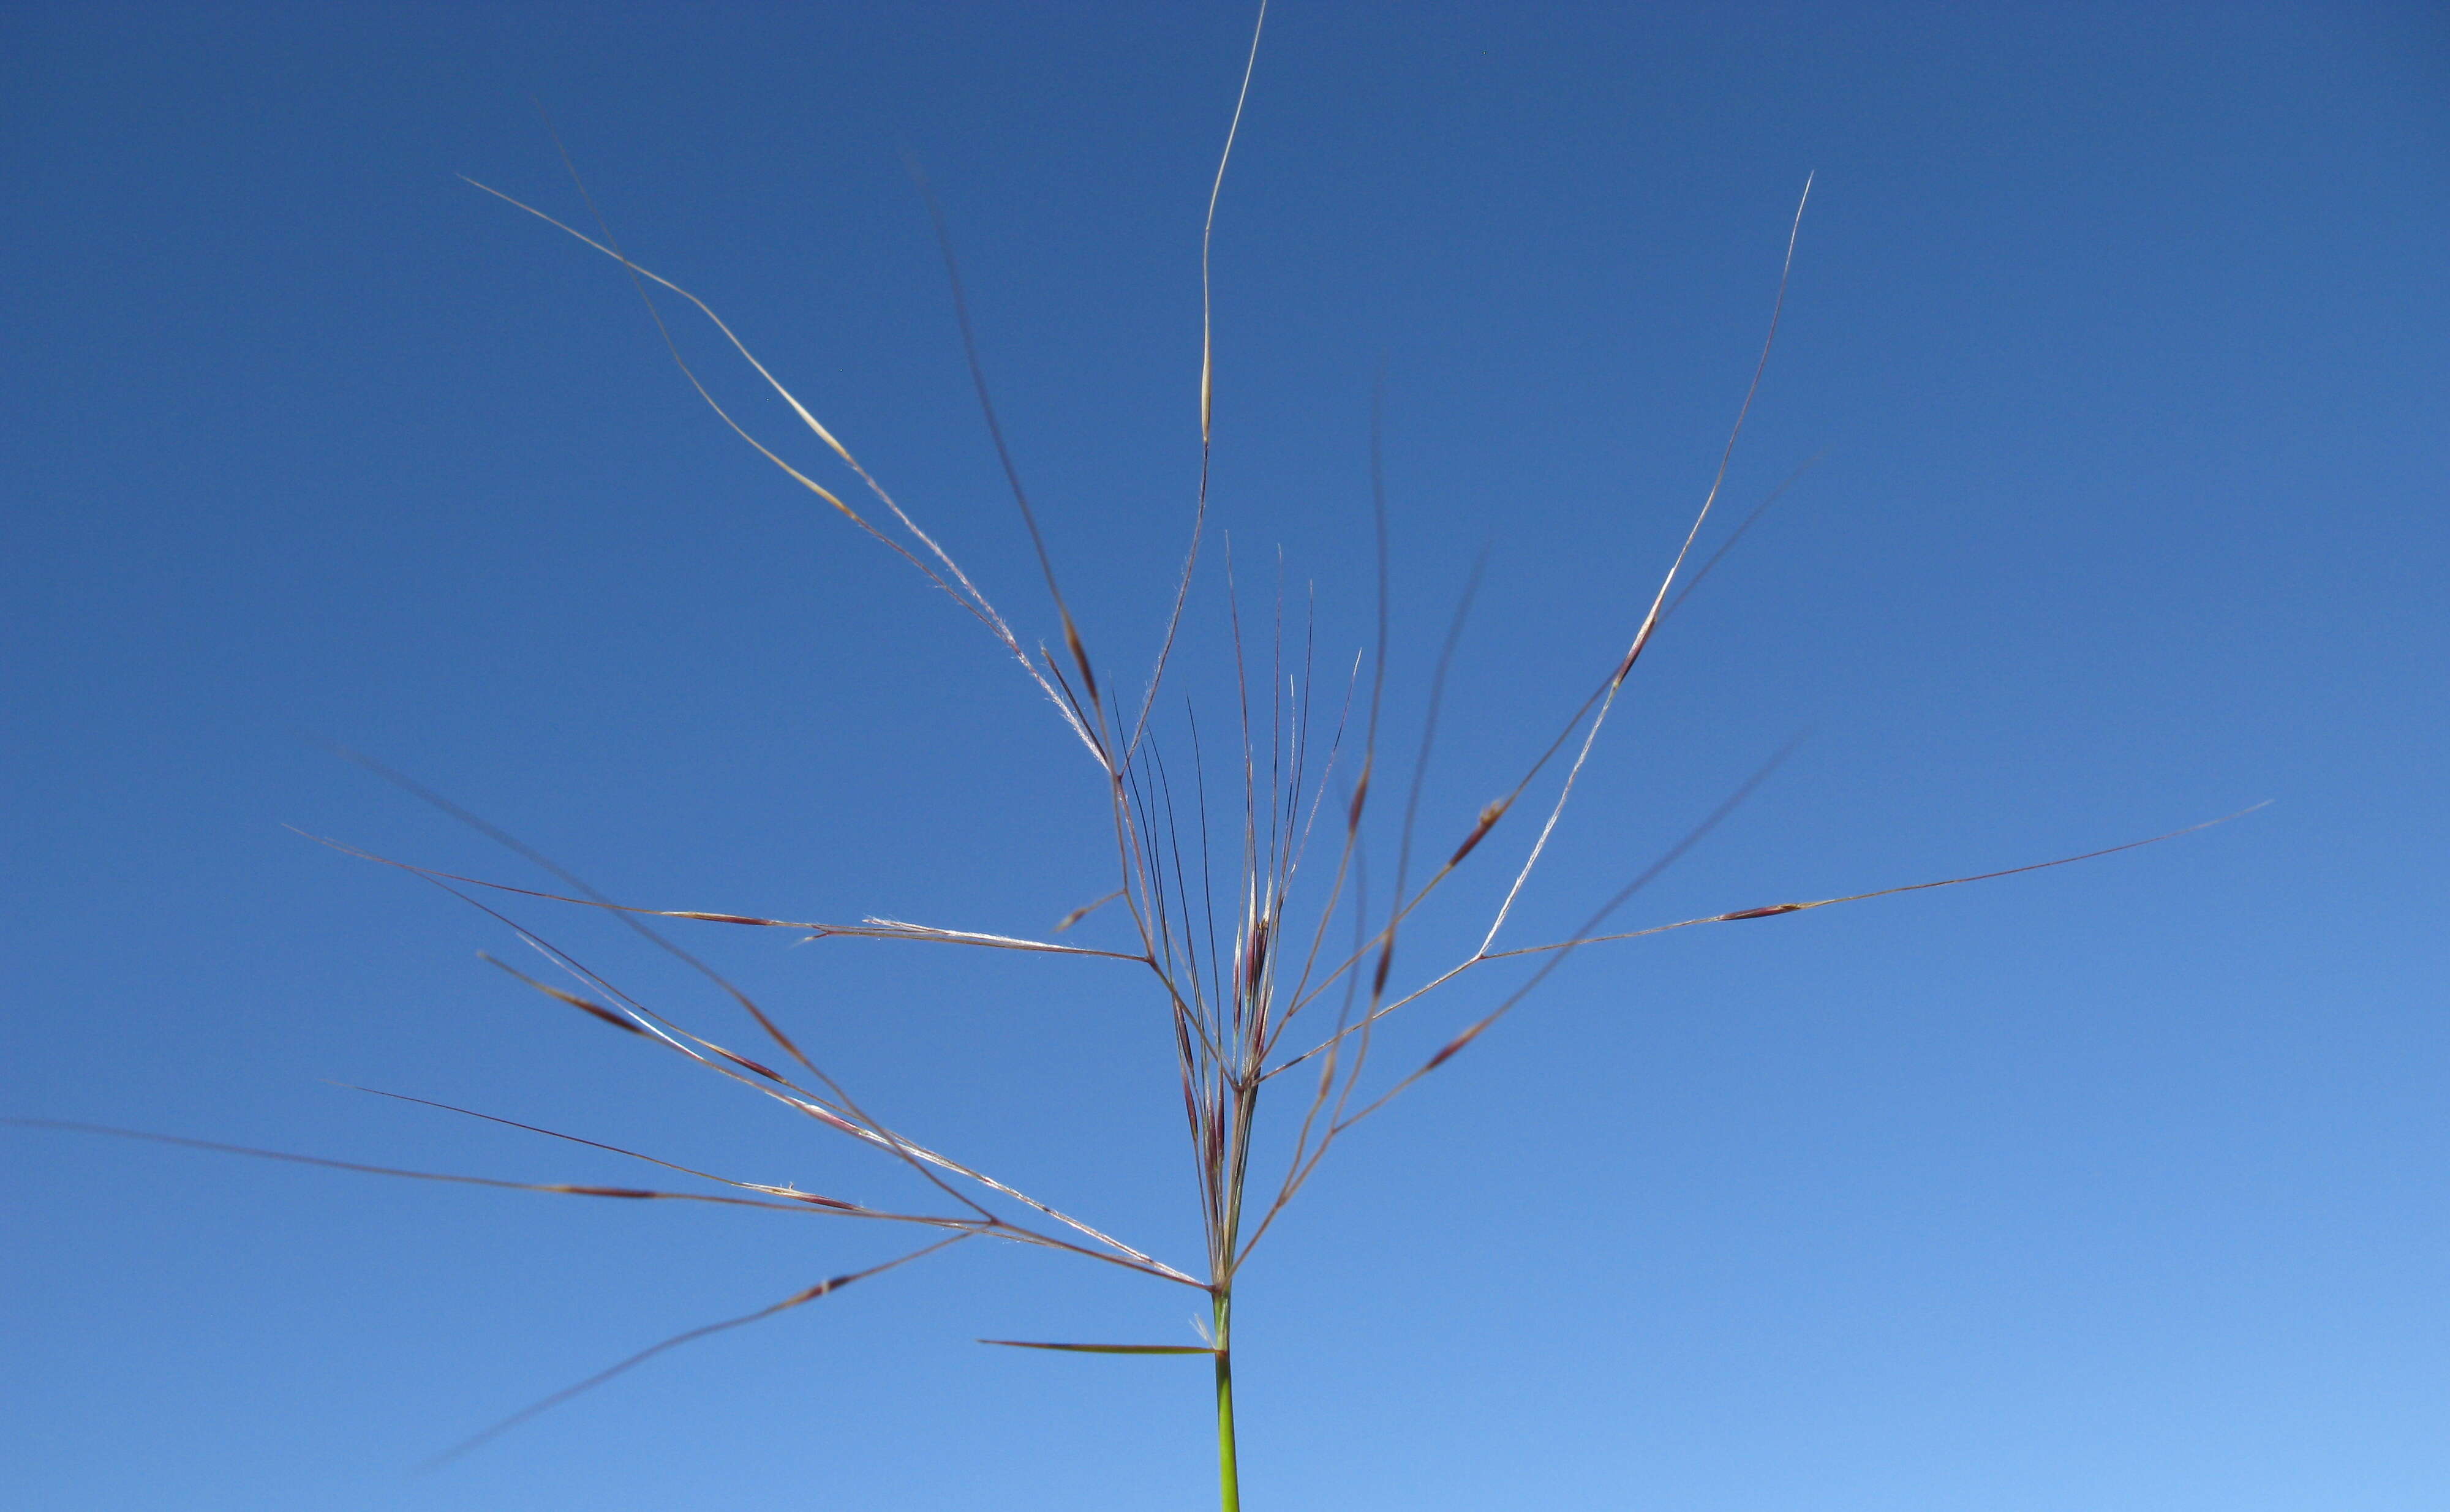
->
13, 9, 2259, 1506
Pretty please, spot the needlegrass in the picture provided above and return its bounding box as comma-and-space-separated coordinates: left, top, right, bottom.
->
8, 7, 2250, 1505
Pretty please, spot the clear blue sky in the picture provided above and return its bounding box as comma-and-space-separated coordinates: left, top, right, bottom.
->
4, 4, 2444, 1509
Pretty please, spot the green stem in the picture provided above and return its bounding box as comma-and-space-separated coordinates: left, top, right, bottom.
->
1213, 1290, 1239, 1512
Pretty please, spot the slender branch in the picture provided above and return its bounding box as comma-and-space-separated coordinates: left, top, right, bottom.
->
420, 1233, 972, 1469
1123, 0, 1269, 763
1487, 804, 2270, 961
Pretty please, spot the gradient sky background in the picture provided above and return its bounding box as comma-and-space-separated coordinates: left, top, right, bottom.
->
4, 4, 2445, 1509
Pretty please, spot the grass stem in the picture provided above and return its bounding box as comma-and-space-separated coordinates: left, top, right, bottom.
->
1213, 1289, 1240, 1512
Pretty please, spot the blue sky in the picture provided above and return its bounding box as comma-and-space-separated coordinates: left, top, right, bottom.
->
4, 3, 2444, 1508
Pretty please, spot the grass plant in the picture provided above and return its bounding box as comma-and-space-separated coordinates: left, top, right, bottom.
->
12, 8, 2247, 1505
